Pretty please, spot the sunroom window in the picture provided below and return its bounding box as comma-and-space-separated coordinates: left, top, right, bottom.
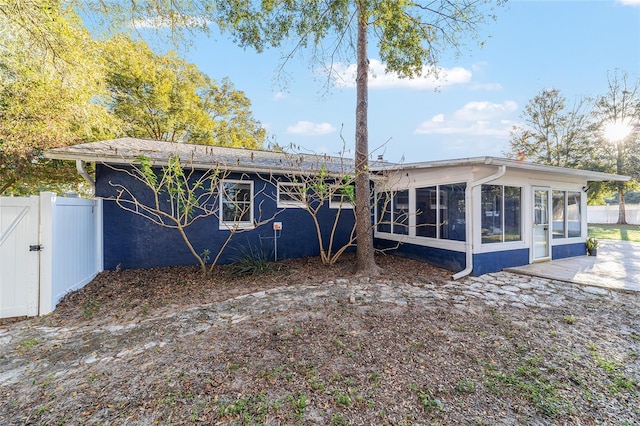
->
376, 191, 391, 233
375, 190, 407, 234
481, 185, 522, 244
415, 186, 437, 238
377, 183, 466, 241
439, 184, 466, 241
552, 190, 581, 239
392, 190, 409, 235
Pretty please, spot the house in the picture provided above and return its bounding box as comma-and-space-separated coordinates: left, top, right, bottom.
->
46, 138, 364, 271
372, 157, 629, 278
46, 138, 628, 277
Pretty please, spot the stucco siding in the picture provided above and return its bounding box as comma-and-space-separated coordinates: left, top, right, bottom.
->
552, 242, 587, 260
472, 249, 530, 276
374, 239, 466, 273
96, 164, 355, 270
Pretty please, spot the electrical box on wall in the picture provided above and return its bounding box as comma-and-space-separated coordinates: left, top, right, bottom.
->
273, 222, 282, 231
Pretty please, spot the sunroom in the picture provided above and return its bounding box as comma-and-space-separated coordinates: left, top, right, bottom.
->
372, 157, 628, 278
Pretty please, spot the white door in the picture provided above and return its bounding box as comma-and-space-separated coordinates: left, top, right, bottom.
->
532, 188, 551, 261
0, 197, 40, 318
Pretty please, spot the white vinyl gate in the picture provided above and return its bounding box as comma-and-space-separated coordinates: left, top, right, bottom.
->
0, 197, 40, 317
0, 193, 103, 319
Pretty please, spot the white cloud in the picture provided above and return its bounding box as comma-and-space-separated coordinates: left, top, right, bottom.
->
332, 59, 472, 90
273, 92, 287, 101
454, 101, 518, 121
415, 100, 518, 138
471, 62, 488, 72
432, 114, 445, 123
286, 121, 336, 136
415, 120, 514, 137
616, 0, 640, 5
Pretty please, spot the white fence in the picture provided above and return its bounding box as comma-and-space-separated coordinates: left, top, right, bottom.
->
0, 192, 102, 319
587, 205, 640, 225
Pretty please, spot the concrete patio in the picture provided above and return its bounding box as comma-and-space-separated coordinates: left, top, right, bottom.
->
504, 239, 640, 293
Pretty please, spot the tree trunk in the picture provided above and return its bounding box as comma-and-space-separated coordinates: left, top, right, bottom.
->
0, 178, 17, 195
353, 4, 380, 276
616, 142, 627, 225
617, 185, 627, 225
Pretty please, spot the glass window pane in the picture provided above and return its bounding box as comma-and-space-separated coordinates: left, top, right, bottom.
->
330, 183, 355, 208
278, 183, 305, 206
481, 185, 503, 244
440, 183, 466, 241
392, 190, 409, 235
415, 187, 437, 238
552, 191, 565, 239
376, 191, 391, 233
567, 191, 581, 238
534, 190, 549, 225
222, 182, 252, 223
504, 186, 522, 242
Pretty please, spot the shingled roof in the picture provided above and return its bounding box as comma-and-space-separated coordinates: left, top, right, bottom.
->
45, 138, 392, 175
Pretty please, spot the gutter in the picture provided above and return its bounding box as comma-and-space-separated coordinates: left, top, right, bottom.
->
452, 165, 507, 280
49, 154, 351, 180
76, 160, 96, 192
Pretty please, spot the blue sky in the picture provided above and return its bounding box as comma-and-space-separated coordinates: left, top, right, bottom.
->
180, 0, 640, 163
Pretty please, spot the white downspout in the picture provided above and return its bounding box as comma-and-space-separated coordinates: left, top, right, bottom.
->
76, 160, 96, 193
452, 165, 507, 280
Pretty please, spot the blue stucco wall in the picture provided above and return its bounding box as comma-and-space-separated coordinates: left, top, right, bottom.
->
472, 248, 530, 276
96, 164, 356, 270
552, 242, 587, 259
374, 239, 467, 273
374, 239, 534, 276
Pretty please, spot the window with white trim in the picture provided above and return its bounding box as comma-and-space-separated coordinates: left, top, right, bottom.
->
376, 183, 466, 241
481, 185, 522, 244
376, 189, 409, 234
220, 180, 253, 229
329, 184, 355, 209
552, 190, 581, 239
277, 182, 306, 208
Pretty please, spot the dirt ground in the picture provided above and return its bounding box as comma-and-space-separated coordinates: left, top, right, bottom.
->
1, 254, 639, 425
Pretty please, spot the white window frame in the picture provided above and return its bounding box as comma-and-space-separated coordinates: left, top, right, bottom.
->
552, 190, 582, 240
480, 184, 523, 245
219, 179, 254, 230
277, 182, 307, 208
329, 184, 355, 209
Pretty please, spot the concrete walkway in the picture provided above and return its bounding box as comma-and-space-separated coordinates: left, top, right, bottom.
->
505, 239, 640, 293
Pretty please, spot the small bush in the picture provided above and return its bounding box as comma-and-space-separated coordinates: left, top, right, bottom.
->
227, 243, 274, 277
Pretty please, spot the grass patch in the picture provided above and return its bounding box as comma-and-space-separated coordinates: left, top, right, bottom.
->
16, 338, 38, 352
588, 224, 640, 242
589, 346, 639, 394
410, 384, 443, 415
484, 355, 566, 417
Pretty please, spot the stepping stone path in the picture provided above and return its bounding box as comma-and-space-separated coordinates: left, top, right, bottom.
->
1, 271, 637, 388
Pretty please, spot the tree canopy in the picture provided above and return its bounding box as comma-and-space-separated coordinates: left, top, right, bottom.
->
0, 3, 267, 194
506, 88, 595, 169
102, 37, 265, 149
505, 71, 640, 221
0, 5, 118, 195
590, 70, 640, 222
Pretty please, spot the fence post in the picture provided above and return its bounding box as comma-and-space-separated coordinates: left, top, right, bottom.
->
95, 197, 104, 272
38, 192, 56, 315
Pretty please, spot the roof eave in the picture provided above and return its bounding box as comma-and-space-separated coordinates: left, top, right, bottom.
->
370, 156, 630, 182
45, 151, 353, 178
